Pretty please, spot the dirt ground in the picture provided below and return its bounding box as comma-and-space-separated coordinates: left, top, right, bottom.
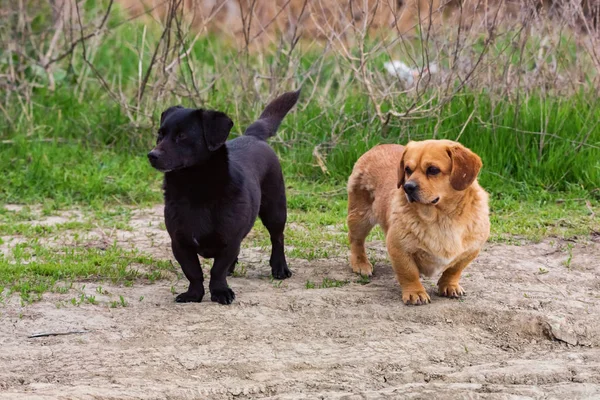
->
1, 206, 600, 399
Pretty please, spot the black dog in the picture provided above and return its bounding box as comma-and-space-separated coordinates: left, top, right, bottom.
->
148, 90, 299, 305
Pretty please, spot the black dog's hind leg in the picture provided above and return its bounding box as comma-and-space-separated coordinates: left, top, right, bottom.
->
172, 241, 205, 303
227, 257, 238, 276
259, 185, 292, 280
209, 245, 240, 305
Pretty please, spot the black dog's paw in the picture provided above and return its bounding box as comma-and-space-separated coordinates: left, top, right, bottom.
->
175, 289, 205, 303
210, 287, 236, 305
272, 264, 292, 280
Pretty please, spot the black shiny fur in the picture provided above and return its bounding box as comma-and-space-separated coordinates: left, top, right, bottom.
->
148, 90, 300, 304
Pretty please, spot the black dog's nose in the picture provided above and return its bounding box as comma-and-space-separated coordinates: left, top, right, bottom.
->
147, 150, 159, 162
403, 181, 418, 194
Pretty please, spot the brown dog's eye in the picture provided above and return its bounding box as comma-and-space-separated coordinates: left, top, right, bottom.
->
427, 166, 440, 176
404, 166, 412, 175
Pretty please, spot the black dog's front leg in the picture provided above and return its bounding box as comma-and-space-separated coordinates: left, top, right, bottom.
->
227, 257, 238, 276
209, 245, 240, 305
172, 240, 205, 303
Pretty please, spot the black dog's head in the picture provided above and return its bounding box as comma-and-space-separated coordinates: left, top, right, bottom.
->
148, 106, 234, 172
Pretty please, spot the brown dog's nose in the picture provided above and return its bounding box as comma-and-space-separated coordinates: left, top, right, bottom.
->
403, 181, 418, 194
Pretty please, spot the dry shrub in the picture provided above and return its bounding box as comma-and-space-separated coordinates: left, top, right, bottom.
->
110, 0, 600, 42
113, 0, 401, 48
1, 0, 599, 126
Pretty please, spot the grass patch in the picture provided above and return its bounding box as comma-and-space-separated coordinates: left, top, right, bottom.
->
240, 179, 598, 266
490, 196, 599, 242
305, 278, 350, 289
0, 142, 162, 206
273, 181, 598, 247
0, 2, 598, 300
0, 10, 597, 208
0, 241, 174, 303
1, 90, 598, 209
0, 221, 94, 237
0, 211, 132, 240
0, 180, 595, 301
231, 262, 248, 278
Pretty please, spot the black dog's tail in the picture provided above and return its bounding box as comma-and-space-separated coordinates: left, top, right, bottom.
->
244, 89, 301, 140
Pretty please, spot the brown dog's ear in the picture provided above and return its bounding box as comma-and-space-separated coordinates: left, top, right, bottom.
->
397, 153, 406, 189
447, 143, 482, 191
200, 110, 234, 151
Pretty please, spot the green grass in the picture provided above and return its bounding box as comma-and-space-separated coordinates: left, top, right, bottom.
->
0, 180, 596, 301
2, 89, 597, 207
1, 141, 161, 205
0, 240, 174, 303
305, 277, 350, 289
0, 221, 92, 237
0, 5, 598, 207
489, 196, 598, 242
247, 180, 598, 260
0, 1, 598, 301
0, 206, 132, 239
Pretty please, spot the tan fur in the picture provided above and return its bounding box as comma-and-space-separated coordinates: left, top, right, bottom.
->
347, 140, 490, 305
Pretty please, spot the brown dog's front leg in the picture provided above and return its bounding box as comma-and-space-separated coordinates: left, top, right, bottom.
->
387, 237, 430, 305
437, 250, 479, 298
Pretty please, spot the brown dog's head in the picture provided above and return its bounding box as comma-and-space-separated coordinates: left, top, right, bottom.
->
397, 140, 482, 206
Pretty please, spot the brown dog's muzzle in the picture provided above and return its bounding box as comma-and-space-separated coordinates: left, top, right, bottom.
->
403, 181, 419, 202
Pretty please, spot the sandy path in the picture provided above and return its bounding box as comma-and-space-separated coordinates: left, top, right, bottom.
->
0, 207, 599, 399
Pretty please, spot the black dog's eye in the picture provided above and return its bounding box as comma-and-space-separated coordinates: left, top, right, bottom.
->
156, 132, 164, 144
175, 132, 186, 142
427, 166, 440, 176
404, 166, 412, 175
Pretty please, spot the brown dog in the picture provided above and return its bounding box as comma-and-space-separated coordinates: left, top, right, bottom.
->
347, 140, 490, 305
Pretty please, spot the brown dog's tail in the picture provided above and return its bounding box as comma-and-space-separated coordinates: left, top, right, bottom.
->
244, 89, 300, 141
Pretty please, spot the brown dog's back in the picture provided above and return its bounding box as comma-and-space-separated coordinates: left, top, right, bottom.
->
347, 144, 404, 234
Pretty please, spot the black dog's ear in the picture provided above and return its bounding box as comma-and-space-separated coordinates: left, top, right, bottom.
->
200, 110, 234, 151
160, 105, 183, 125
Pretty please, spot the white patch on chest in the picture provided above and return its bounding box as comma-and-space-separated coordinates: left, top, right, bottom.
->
408, 217, 466, 277
414, 250, 455, 277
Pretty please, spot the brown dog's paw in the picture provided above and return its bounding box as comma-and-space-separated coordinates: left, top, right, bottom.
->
402, 289, 431, 305
351, 260, 373, 277
438, 282, 466, 298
